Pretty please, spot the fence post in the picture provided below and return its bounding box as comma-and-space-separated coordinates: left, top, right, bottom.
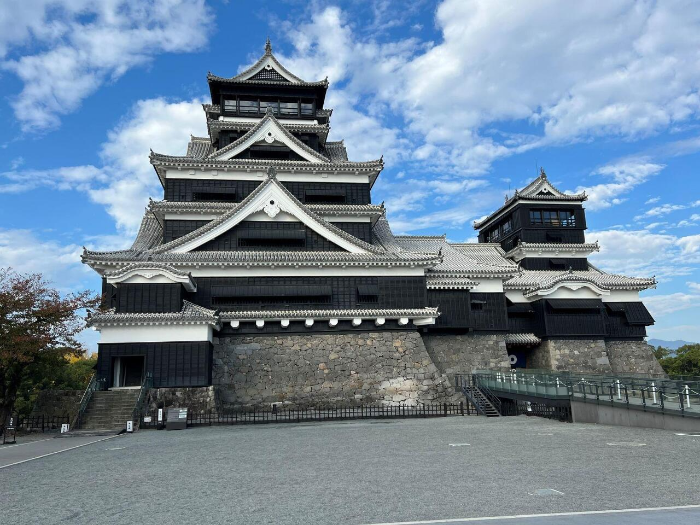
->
651, 382, 658, 405
460, 401, 464, 416
685, 385, 691, 408
616, 379, 621, 400
444, 403, 448, 416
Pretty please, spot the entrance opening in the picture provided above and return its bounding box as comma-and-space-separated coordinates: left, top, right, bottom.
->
112, 356, 145, 388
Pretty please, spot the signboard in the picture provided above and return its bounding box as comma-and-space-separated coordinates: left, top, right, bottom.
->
143, 416, 152, 423
157, 408, 163, 422
166, 407, 187, 430
61, 423, 69, 434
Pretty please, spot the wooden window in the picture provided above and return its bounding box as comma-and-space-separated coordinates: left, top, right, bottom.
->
239, 99, 258, 114
259, 100, 279, 114
223, 99, 236, 112
300, 101, 314, 116
530, 209, 576, 227
279, 101, 299, 116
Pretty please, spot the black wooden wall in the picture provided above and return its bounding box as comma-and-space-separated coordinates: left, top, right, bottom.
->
97, 342, 212, 387
187, 276, 427, 311
519, 258, 589, 271
504, 299, 652, 339
163, 219, 371, 244
115, 284, 183, 313
427, 290, 470, 328
194, 221, 343, 251
164, 179, 370, 204
477, 203, 587, 252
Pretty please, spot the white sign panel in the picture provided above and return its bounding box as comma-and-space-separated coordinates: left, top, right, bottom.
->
126, 420, 133, 433
61, 423, 69, 434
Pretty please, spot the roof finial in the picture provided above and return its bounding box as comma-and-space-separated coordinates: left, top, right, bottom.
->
265, 37, 272, 55
265, 106, 274, 116
540, 167, 547, 179
267, 165, 277, 179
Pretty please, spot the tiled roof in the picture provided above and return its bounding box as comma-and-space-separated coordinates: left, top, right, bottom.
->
103, 262, 190, 279
504, 241, 600, 260
426, 276, 479, 289
149, 200, 384, 218
474, 171, 587, 229
207, 119, 330, 137
504, 268, 656, 295
395, 237, 519, 277
207, 109, 331, 163
88, 301, 218, 327
220, 307, 439, 321
322, 141, 348, 162
186, 137, 213, 159
504, 333, 541, 345
371, 216, 405, 252
207, 74, 328, 88
152, 175, 384, 255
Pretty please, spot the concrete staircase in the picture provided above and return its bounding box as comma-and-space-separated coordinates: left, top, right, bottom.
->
79, 389, 141, 430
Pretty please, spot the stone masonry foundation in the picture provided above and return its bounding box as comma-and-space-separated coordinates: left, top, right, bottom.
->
605, 340, 666, 376
530, 339, 613, 373
212, 331, 457, 409
146, 386, 216, 413
421, 334, 510, 380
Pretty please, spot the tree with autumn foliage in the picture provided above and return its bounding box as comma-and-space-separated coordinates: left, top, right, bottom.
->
0, 268, 100, 429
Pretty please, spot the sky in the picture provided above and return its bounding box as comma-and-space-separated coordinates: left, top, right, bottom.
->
1, 0, 700, 348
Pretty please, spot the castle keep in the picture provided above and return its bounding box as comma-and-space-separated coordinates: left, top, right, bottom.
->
83, 41, 663, 408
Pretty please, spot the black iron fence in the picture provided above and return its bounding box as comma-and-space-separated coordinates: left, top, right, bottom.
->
141, 402, 475, 429
7, 414, 71, 433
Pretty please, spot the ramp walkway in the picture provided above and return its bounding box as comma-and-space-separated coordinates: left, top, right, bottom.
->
470, 369, 700, 431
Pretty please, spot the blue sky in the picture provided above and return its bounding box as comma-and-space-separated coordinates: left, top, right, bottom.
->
1, 0, 700, 347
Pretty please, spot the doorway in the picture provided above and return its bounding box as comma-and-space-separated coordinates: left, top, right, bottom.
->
112, 356, 145, 388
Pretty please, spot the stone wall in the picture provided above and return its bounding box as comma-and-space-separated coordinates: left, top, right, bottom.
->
606, 340, 666, 376
146, 387, 216, 414
532, 339, 612, 373
421, 334, 510, 379
31, 390, 82, 419
212, 331, 456, 409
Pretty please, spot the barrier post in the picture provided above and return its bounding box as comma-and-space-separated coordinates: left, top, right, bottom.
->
616, 379, 621, 400
651, 382, 658, 405
685, 385, 691, 408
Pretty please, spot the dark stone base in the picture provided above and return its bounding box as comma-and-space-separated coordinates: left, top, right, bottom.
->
212, 331, 457, 409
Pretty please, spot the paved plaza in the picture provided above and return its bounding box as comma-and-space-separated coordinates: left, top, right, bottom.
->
1, 416, 700, 524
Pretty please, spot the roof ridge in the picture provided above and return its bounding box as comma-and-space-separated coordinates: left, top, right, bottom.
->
151, 174, 386, 255
206, 109, 330, 163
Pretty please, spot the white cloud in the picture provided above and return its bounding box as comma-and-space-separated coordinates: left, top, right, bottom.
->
0, 229, 91, 293
1, 0, 214, 132
1, 97, 207, 235
644, 293, 700, 317
574, 159, 664, 211
279, 2, 700, 175
589, 228, 700, 279
687, 282, 700, 293
645, 197, 661, 205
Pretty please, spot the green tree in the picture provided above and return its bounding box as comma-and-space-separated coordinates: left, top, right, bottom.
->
12, 353, 97, 416
656, 344, 700, 377
0, 268, 100, 428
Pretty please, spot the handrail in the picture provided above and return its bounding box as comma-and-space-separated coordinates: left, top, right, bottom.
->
476, 381, 502, 414
474, 369, 700, 417
73, 373, 97, 430
455, 375, 495, 416
132, 372, 153, 428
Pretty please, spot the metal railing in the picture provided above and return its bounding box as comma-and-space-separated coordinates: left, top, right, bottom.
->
455, 375, 500, 416
473, 369, 700, 418
73, 373, 98, 430
140, 403, 474, 429
132, 372, 153, 428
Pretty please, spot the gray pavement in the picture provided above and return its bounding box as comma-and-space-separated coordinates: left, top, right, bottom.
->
0, 434, 119, 469
1, 416, 700, 524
